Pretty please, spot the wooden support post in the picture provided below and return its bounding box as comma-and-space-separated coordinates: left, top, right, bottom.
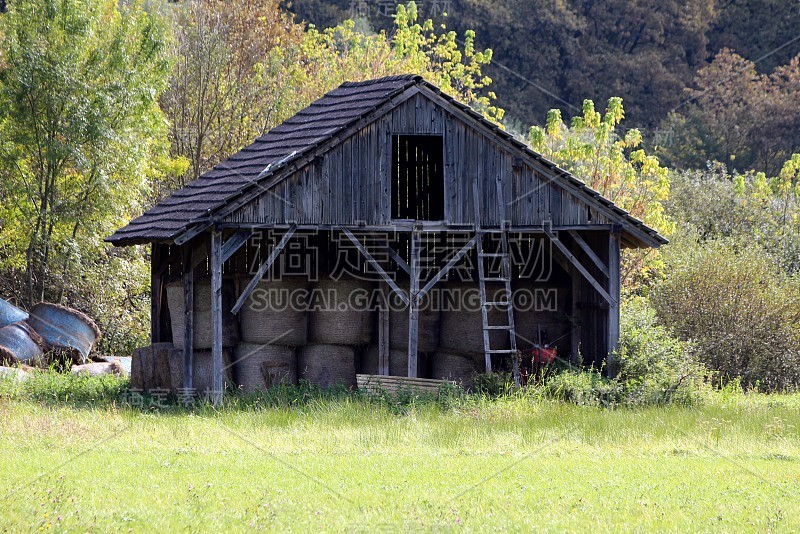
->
606, 229, 621, 376
210, 230, 224, 406
569, 260, 582, 365
407, 229, 421, 378
182, 244, 194, 391
378, 283, 390, 376
150, 244, 164, 344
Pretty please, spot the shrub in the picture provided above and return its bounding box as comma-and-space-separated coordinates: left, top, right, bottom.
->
651, 239, 800, 391
472, 371, 514, 397
616, 296, 707, 405
538, 369, 623, 407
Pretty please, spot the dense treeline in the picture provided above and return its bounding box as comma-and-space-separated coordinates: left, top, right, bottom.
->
0, 0, 799, 391
285, 0, 800, 176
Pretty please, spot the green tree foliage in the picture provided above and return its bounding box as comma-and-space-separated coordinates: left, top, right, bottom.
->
528, 98, 672, 235
302, 2, 501, 121
659, 50, 800, 176
165, 1, 501, 183
616, 296, 705, 405
284, 0, 716, 128
0, 0, 174, 354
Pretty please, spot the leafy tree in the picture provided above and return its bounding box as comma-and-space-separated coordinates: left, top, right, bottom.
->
658, 50, 800, 176
301, 2, 502, 122
285, 0, 716, 128
0, 0, 174, 353
651, 237, 800, 391
528, 98, 672, 234
165, 1, 503, 184
161, 0, 309, 185
667, 155, 800, 276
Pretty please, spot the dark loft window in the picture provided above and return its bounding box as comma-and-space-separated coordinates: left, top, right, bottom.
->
391, 134, 445, 221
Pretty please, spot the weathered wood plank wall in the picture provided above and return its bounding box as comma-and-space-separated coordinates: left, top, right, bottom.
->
221, 93, 612, 229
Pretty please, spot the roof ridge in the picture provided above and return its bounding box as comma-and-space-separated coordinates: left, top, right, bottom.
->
338, 74, 421, 88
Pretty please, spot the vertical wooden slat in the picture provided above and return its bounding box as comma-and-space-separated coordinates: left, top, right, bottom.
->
378, 282, 390, 376
182, 243, 194, 391
407, 229, 421, 378
210, 230, 224, 406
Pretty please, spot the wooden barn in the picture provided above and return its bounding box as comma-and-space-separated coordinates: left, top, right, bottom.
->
108, 75, 666, 403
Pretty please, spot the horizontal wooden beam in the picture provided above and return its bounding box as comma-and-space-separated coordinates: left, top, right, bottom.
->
231, 225, 297, 314
568, 230, 609, 278
212, 222, 615, 234
341, 227, 410, 306
544, 228, 614, 305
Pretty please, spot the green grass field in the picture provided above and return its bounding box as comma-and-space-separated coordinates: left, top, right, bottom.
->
1, 375, 798, 532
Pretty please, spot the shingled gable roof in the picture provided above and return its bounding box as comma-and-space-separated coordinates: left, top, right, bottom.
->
107, 74, 668, 248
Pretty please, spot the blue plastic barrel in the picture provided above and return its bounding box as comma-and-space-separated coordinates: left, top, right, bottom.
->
0, 298, 28, 328
0, 322, 44, 365
26, 303, 100, 363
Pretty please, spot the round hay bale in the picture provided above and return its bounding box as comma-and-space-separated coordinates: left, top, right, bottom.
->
233, 343, 296, 392
0, 322, 46, 366
362, 345, 429, 377
238, 278, 308, 346
168, 348, 234, 396
438, 283, 510, 354
298, 344, 356, 389
511, 281, 572, 352
308, 278, 375, 345
166, 279, 239, 350
0, 298, 28, 328
131, 343, 173, 391
26, 303, 100, 364
388, 290, 440, 353
432, 350, 483, 389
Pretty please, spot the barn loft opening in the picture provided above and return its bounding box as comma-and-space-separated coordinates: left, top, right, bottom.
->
391, 134, 445, 221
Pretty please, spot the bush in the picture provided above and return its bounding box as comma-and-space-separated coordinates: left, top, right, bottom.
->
616, 296, 707, 404
538, 369, 623, 407
651, 239, 800, 391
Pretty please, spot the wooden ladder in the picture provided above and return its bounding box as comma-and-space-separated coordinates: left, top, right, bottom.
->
473, 180, 519, 386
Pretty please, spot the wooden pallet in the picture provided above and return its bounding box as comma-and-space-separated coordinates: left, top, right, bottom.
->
356, 374, 457, 395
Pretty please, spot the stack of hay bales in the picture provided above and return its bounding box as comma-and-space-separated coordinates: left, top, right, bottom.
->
302, 277, 375, 389
438, 282, 510, 354
388, 290, 440, 353
131, 343, 174, 390
231, 278, 308, 391
360, 345, 429, 377
432, 282, 507, 386
167, 347, 235, 396
432, 350, 483, 389
166, 278, 239, 350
